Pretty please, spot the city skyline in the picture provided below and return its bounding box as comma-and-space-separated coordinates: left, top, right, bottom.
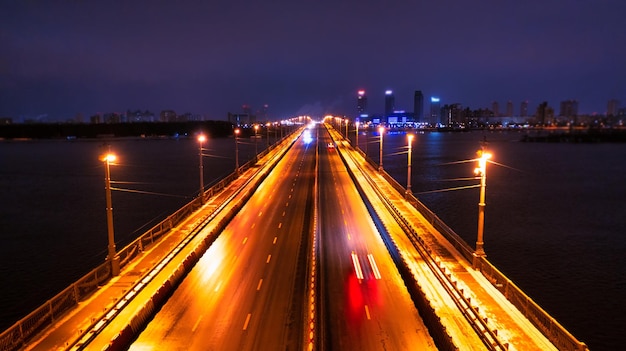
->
2, 1, 625, 121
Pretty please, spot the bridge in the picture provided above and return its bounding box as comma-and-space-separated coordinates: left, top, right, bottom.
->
1, 123, 587, 351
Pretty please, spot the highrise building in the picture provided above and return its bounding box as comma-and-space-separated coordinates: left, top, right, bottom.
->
506, 100, 514, 117
430, 97, 441, 125
492, 101, 500, 117
414, 90, 424, 123
520, 100, 529, 117
384, 90, 395, 118
607, 99, 619, 116
357, 90, 367, 115
559, 99, 579, 118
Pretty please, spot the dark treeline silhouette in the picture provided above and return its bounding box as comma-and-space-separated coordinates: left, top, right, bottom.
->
0, 121, 234, 139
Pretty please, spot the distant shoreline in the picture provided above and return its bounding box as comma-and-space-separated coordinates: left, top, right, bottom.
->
0, 121, 235, 140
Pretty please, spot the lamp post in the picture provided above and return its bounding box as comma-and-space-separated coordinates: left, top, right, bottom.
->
254, 124, 259, 156
474, 149, 492, 261
406, 134, 414, 197
197, 134, 206, 205
102, 153, 120, 276
344, 119, 348, 139
234, 128, 240, 174
378, 126, 385, 171
355, 121, 359, 150
266, 123, 270, 147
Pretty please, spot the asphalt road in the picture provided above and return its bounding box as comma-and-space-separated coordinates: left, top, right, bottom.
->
316, 127, 437, 350
128, 130, 316, 351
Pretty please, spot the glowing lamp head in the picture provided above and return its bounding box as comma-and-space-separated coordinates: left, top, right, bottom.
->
385, 90, 393, 95
197, 135, 206, 143
378, 126, 385, 134
358, 90, 365, 96
102, 153, 116, 163
234, 128, 240, 135
408, 134, 414, 142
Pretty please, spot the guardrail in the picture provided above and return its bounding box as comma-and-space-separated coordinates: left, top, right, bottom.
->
0, 132, 297, 351
337, 126, 588, 351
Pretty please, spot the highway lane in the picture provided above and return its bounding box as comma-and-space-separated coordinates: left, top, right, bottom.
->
317, 127, 437, 350
128, 130, 316, 351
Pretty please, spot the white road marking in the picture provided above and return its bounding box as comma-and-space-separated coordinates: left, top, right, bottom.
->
243, 313, 252, 330
192, 315, 203, 332
367, 254, 382, 280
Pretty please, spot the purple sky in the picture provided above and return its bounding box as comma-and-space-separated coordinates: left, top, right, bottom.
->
2, 0, 625, 121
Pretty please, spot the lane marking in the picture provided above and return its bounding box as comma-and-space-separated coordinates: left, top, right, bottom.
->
282, 211, 286, 217
273, 237, 278, 244
258, 211, 263, 217
351, 252, 364, 280
214, 280, 222, 292
285, 202, 289, 207
192, 315, 203, 332
364, 305, 371, 320
251, 223, 256, 229
242, 237, 248, 245
243, 313, 252, 330
266, 254, 271, 263
367, 254, 382, 280
257, 279, 263, 290
278, 222, 283, 229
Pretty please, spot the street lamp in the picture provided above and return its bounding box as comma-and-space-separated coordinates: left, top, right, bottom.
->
406, 134, 414, 197
378, 126, 385, 171
266, 123, 270, 146
355, 121, 359, 150
234, 128, 240, 174
474, 149, 492, 260
197, 134, 206, 205
344, 119, 348, 139
254, 124, 259, 156
102, 152, 120, 276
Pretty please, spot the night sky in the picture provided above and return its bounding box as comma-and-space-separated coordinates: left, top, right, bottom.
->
2, 1, 625, 121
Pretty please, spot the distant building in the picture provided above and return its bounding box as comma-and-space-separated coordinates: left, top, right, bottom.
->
607, 99, 619, 116
384, 90, 395, 118
413, 90, 424, 123
520, 100, 529, 117
535, 101, 554, 125
430, 97, 441, 125
357, 90, 367, 115
441, 103, 464, 126
492, 101, 500, 117
506, 100, 514, 117
160, 110, 176, 122
559, 99, 579, 119
386, 110, 414, 126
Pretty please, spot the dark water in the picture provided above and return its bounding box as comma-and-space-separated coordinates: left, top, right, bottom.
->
1, 130, 624, 350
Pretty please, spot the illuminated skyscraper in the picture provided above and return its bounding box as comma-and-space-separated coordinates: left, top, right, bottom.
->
357, 90, 367, 115
414, 90, 424, 123
430, 97, 441, 125
384, 90, 395, 118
